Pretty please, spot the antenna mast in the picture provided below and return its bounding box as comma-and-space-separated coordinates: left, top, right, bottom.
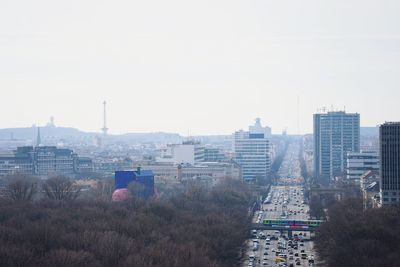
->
102, 101, 108, 136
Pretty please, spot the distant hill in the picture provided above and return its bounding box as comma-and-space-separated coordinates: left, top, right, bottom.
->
0, 125, 89, 140
0, 126, 184, 144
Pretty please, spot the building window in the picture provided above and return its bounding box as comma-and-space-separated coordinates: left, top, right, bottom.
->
383, 192, 389, 196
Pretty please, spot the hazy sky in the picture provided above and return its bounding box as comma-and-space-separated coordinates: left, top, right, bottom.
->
1, 0, 399, 135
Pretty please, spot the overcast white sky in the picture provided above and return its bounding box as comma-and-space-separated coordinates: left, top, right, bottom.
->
0, 0, 399, 135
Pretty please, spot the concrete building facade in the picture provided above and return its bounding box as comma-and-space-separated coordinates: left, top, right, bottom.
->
141, 162, 241, 182
156, 140, 205, 165
313, 111, 360, 182
204, 148, 225, 162
234, 119, 271, 182
0, 146, 93, 176
346, 151, 379, 182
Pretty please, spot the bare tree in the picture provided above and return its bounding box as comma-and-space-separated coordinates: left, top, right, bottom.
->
43, 176, 81, 201
93, 178, 115, 201
4, 175, 38, 201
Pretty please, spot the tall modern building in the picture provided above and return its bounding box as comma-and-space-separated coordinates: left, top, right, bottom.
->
313, 111, 360, 182
234, 119, 271, 183
380, 122, 400, 206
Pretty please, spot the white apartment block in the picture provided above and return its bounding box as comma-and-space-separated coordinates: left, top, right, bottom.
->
346, 151, 379, 182
234, 119, 271, 182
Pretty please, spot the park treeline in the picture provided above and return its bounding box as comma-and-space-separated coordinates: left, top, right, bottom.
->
315, 198, 400, 267
0, 178, 252, 267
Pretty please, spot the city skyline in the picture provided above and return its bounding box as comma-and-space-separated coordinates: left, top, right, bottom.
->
1, 0, 400, 135
0, 111, 384, 137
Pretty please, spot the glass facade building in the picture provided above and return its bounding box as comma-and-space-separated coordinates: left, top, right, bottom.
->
313, 111, 360, 182
380, 122, 400, 206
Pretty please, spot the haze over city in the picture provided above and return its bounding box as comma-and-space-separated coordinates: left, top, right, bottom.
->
1, 0, 400, 135
1, 1, 400, 267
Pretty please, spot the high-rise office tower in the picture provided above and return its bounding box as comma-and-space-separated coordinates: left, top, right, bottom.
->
380, 122, 400, 206
313, 111, 360, 182
234, 119, 271, 183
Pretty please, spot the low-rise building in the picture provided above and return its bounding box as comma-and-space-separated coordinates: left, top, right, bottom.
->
0, 146, 93, 177
204, 148, 225, 162
156, 140, 205, 165
346, 151, 379, 182
76, 157, 94, 173
139, 162, 241, 184
360, 170, 380, 209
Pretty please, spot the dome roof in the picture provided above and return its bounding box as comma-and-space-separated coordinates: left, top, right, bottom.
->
112, 188, 132, 202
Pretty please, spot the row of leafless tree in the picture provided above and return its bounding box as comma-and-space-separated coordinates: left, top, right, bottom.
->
315, 198, 400, 267
0, 177, 252, 267
1, 175, 81, 201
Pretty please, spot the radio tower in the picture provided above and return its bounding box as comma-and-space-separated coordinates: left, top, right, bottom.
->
101, 101, 108, 136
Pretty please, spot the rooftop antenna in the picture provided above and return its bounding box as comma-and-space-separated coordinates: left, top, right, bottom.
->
297, 96, 300, 135
101, 101, 108, 136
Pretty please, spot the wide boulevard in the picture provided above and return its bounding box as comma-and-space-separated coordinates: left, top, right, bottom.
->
243, 140, 318, 267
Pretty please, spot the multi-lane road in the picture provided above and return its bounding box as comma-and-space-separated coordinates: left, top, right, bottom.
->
243, 141, 318, 267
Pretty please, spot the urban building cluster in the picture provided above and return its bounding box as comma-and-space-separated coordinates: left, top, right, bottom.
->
1, 106, 398, 209
0, 146, 93, 176
312, 109, 400, 207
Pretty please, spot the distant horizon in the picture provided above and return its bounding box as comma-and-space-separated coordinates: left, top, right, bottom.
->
0, 121, 381, 137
